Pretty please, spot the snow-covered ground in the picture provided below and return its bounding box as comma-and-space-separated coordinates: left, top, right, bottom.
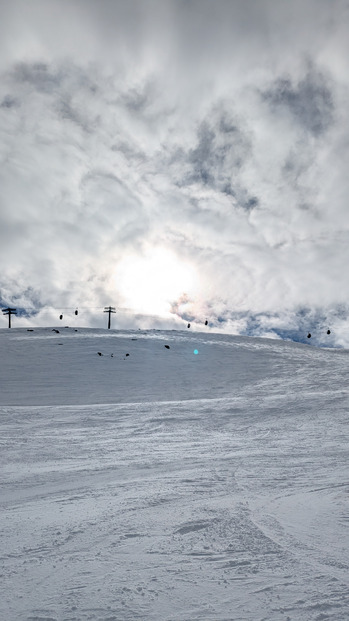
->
0, 327, 348, 621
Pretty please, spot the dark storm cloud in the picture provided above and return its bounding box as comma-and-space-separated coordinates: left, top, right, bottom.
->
263, 66, 334, 136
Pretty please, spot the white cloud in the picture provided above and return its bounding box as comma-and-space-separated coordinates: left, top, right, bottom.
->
0, 0, 349, 344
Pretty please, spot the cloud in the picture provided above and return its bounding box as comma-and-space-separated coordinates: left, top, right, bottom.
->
0, 1, 349, 345
186, 108, 252, 194
263, 65, 334, 136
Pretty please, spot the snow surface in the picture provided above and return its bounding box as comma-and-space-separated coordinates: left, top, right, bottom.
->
0, 327, 348, 621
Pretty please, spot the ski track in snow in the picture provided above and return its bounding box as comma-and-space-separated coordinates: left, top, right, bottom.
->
0, 328, 348, 621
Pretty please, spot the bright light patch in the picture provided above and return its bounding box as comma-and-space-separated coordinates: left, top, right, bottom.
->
193, 349, 199, 355
117, 248, 196, 316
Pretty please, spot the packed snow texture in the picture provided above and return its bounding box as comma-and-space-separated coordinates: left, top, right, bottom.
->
0, 327, 348, 621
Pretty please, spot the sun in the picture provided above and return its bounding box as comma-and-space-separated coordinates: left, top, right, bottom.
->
116, 248, 196, 316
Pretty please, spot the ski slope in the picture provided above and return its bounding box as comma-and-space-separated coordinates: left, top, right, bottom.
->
0, 327, 348, 621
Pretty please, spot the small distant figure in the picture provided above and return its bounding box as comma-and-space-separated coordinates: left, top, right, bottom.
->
307, 333, 311, 339
111, 353, 113, 357
187, 323, 191, 329
97, 352, 103, 356
59, 314, 63, 320
327, 329, 331, 335
205, 320, 208, 326
164, 345, 170, 349
125, 353, 130, 357
75, 310, 78, 316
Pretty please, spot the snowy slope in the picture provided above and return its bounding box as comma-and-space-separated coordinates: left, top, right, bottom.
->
0, 328, 348, 621
0, 326, 311, 406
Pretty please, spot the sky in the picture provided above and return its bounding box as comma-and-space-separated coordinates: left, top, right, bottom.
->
1, 0, 349, 345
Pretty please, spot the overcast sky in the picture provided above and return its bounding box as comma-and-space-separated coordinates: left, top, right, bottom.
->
1, 0, 349, 344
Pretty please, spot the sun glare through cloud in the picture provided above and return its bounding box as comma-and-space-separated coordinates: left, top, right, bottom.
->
116, 248, 197, 316
1, 0, 349, 344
